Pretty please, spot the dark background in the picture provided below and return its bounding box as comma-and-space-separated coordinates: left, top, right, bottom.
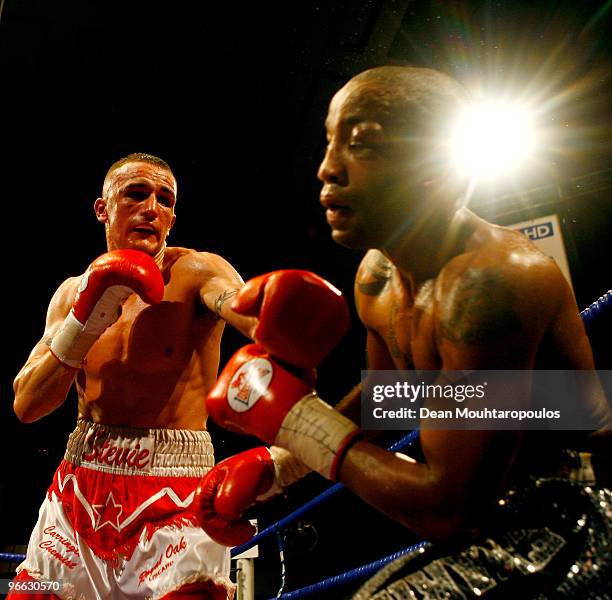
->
1, 1, 610, 597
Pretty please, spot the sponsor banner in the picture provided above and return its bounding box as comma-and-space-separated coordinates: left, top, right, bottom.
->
361, 370, 611, 430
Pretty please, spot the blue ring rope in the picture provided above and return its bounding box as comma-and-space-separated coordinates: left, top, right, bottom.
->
230, 430, 420, 557
580, 289, 611, 328
1, 290, 609, 594
236, 292, 610, 597
0, 553, 23, 562
231, 288, 605, 558
266, 540, 429, 600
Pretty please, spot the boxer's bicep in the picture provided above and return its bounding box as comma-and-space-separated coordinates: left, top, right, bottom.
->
14, 277, 80, 422
339, 427, 519, 541
547, 272, 595, 369
20, 277, 79, 370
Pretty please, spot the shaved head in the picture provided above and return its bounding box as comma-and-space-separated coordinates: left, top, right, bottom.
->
318, 66, 471, 250
341, 66, 470, 139
102, 153, 174, 198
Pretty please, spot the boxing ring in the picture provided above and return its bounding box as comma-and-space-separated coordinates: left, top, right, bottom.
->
1, 289, 610, 598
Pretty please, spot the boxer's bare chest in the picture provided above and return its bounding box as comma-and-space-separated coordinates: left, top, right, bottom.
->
79, 268, 219, 391
359, 257, 441, 370
85, 293, 202, 373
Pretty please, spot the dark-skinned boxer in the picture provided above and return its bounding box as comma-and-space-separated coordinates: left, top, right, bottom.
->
199, 67, 612, 599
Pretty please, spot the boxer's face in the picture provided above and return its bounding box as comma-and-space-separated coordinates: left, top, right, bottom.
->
95, 161, 177, 255
317, 80, 425, 250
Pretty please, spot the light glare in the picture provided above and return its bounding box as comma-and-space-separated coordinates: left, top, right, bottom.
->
451, 100, 538, 182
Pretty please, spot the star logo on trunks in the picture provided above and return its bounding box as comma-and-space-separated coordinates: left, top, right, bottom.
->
93, 491, 124, 531
228, 358, 273, 413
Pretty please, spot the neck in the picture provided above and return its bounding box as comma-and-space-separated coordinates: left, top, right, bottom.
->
384, 206, 476, 284
152, 244, 166, 269
105, 228, 167, 270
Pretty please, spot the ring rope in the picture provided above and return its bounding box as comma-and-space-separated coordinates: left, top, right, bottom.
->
230, 430, 420, 558
266, 430, 420, 598
580, 289, 611, 328
0, 553, 23, 562
275, 531, 287, 598
266, 540, 430, 600
1, 290, 609, 596
242, 293, 611, 597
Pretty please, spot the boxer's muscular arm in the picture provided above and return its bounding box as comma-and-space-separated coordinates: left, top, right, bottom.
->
547, 268, 610, 429
338, 259, 558, 542
196, 252, 256, 339
13, 278, 80, 423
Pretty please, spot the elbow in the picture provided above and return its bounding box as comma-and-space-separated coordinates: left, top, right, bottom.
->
12, 366, 69, 423
407, 509, 474, 545
13, 382, 46, 424
12, 378, 30, 422
13, 395, 39, 423
411, 489, 483, 544
421, 509, 474, 544
13, 377, 32, 423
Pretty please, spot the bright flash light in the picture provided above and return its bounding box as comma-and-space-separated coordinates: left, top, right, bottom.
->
450, 100, 538, 182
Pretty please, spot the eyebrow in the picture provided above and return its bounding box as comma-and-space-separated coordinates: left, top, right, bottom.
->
123, 182, 176, 197
325, 113, 373, 132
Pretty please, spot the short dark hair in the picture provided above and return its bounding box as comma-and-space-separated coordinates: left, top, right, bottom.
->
102, 152, 174, 196
105, 152, 172, 178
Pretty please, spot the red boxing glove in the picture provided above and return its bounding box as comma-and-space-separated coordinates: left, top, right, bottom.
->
50, 250, 164, 368
232, 270, 350, 369
207, 344, 312, 442
207, 344, 359, 480
195, 447, 275, 547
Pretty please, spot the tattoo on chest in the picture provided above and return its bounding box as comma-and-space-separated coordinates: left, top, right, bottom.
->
439, 268, 522, 344
357, 254, 392, 296
214, 288, 239, 317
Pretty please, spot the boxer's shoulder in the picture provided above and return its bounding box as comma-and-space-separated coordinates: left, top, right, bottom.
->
49, 275, 82, 313
161, 247, 235, 292
166, 247, 238, 277
163, 246, 195, 266
434, 227, 566, 344
438, 224, 563, 302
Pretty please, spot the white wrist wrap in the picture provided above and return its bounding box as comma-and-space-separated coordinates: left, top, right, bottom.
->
269, 446, 311, 487
256, 446, 312, 502
49, 284, 132, 368
274, 393, 360, 480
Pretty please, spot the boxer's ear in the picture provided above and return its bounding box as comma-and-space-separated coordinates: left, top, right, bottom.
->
94, 197, 108, 224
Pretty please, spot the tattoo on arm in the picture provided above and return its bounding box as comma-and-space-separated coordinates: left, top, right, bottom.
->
438, 268, 522, 344
357, 254, 392, 296
214, 288, 239, 317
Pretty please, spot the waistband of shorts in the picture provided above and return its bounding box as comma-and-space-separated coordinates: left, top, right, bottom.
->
64, 419, 215, 477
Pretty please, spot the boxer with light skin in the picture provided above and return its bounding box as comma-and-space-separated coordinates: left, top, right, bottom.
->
11, 153, 267, 599
14, 155, 254, 427
200, 67, 611, 596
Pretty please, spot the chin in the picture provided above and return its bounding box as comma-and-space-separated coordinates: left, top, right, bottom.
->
331, 228, 370, 250
126, 240, 158, 255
